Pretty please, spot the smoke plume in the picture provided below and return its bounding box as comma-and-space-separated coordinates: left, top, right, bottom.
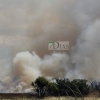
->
0, 0, 100, 92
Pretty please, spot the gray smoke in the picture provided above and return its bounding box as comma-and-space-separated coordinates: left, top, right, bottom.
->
71, 20, 100, 80
0, 0, 100, 92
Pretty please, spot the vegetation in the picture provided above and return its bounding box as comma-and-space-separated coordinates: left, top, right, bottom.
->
32, 77, 49, 97
32, 77, 90, 98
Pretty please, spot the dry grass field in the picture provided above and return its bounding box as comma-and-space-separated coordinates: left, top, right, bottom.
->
0, 91, 99, 100
0, 97, 100, 100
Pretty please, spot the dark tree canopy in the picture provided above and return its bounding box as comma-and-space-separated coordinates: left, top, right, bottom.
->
32, 77, 90, 97
32, 77, 49, 97
35, 77, 49, 89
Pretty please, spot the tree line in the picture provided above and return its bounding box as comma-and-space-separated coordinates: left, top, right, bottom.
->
31, 77, 90, 98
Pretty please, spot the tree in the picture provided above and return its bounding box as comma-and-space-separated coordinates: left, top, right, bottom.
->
47, 82, 58, 96
32, 77, 49, 97
56, 78, 71, 96
71, 79, 89, 96
32, 77, 90, 97
56, 78, 89, 97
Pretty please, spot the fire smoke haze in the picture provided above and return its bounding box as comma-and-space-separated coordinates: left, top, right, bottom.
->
0, 0, 100, 92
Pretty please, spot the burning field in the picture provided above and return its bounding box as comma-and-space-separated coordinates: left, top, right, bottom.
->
0, 0, 100, 98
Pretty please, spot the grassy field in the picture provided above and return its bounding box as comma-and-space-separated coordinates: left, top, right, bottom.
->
0, 91, 99, 100
0, 97, 100, 100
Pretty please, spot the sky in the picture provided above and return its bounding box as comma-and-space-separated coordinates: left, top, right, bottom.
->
0, 0, 33, 76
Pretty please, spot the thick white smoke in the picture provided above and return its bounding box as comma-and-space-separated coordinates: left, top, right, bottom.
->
13, 51, 70, 85
0, 51, 70, 93
13, 51, 41, 85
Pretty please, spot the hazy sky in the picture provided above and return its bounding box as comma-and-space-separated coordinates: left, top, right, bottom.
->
0, 0, 56, 36
0, 0, 34, 71
0, 0, 30, 35
0, 0, 62, 68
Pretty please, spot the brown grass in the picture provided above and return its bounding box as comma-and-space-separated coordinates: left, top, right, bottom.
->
0, 97, 100, 100
0, 92, 99, 100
